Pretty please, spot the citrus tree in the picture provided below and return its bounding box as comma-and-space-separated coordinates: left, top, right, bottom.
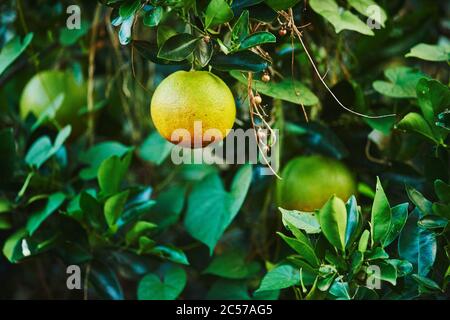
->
0, 0, 448, 300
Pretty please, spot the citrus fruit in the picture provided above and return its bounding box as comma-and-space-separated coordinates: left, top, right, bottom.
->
277, 155, 357, 212
20, 70, 87, 135
150, 70, 236, 148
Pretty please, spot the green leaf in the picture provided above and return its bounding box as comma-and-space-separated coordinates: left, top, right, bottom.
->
238, 31, 276, 51
80, 192, 106, 231
147, 186, 186, 228
231, 71, 319, 106
26, 193, 66, 236
0, 33, 33, 76
194, 38, 213, 68
387, 259, 413, 277
205, 0, 234, 28
97, 152, 132, 197
279, 208, 321, 234
211, 51, 270, 72
104, 190, 130, 231
277, 232, 319, 267
184, 164, 252, 254
318, 196, 347, 252
138, 132, 173, 165
157, 33, 200, 61
59, 21, 89, 46
411, 274, 442, 292
2, 228, 28, 263
435, 179, 450, 203
119, 0, 140, 19
358, 230, 370, 253
348, 0, 387, 27
133, 40, 185, 65
383, 203, 408, 247
118, 15, 134, 45
418, 215, 448, 230
345, 196, 360, 247
255, 264, 300, 293
406, 43, 450, 62
24, 137, 53, 169
89, 261, 123, 300
125, 221, 158, 245
397, 113, 439, 144
370, 262, 397, 286
149, 245, 189, 265
416, 79, 450, 137
232, 10, 249, 43
398, 209, 437, 276
371, 177, 391, 246
138, 265, 187, 300
265, 0, 300, 11
329, 279, 351, 300
406, 185, 433, 216
310, 0, 374, 36
204, 251, 260, 279
373, 67, 427, 98
79, 141, 131, 180
25, 126, 72, 169
143, 6, 163, 27
366, 247, 389, 260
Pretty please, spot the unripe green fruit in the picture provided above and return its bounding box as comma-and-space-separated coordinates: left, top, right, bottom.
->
20, 70, 87, 136
277, 155, 357, 212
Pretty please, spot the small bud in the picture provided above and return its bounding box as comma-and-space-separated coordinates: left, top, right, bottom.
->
203, 35, 211, 43
253, 95, 262, 105
278, 28, 287, 36
261, 74, 270, 83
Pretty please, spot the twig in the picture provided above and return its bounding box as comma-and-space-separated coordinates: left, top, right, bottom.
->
87, 4, 102, 145
284, 8, 396, 119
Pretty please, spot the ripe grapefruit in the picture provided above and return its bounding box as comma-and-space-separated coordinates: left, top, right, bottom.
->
150, 71, 236, 148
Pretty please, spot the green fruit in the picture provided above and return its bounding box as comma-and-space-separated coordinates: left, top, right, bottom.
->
20, 70, 87, 135
277, 155, 357, 212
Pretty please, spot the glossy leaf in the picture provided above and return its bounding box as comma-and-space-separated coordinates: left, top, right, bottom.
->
138, 264, 187, 300
398, 209, 437, 276
318, 196, 347, 252
184, 164, 252, 254
371, 177, 391, 246
204, 251, 260, 279
205, 0, 234, 28
255, 264, 301, 293
231, 71, 319, 106
238, 31, 276, 51
212, 51, 270, 72
383, 203, 409, 247
406, 43, 450, 62
373, 67, 427, 98
0, 33, 33, 76
310, 0, 374, 36
157, 33, 200, 61
27, 193, 66, 235
279, 208, 321, 234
